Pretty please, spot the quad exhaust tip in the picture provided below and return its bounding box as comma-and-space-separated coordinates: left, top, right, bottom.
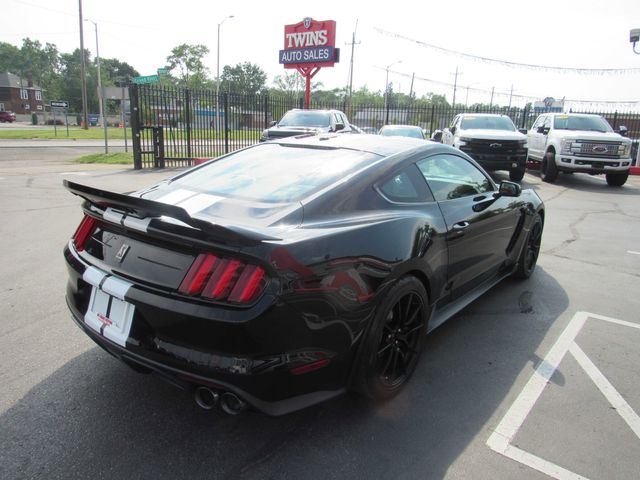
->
194, 387, 247, 415
194, 386, 219, 410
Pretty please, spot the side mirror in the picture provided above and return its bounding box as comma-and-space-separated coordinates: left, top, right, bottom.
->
518, 128, 528, 135
334, 122, 345, 132
450, 126, 457, 135
431, 130, 443, 143
618, 125, 628, 137
269, 120, 277, 127
497, 181, 522, 197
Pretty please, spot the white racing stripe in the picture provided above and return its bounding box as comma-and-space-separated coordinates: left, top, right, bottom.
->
123, 215, 151, 232
81, 264, 134, 348
177, 193, 224, 214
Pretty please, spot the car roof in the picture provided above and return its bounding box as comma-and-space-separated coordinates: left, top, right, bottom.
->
380, 124, 422, 130
269, 133, 432, 157
459, 113, 509, 118
285, 108, 344, 114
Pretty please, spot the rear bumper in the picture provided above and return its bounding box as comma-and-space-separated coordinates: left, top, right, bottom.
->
68, 305, 345, 416
64, 243, 360, 415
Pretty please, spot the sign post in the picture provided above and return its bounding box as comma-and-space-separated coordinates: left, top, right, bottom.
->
279, 18, 339, 108
50, 101, 70, 137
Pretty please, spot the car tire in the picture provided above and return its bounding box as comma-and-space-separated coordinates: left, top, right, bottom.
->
540, 151, 558, 183
356, 276, 429, 401
513, 213, 543, 279
605, 172, 628, 187
509, 166, 526, 182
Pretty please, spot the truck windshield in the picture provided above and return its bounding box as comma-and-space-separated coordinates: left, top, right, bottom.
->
278, 111, 331, 128
553, 115, 613, 133
460, 116, 516, 131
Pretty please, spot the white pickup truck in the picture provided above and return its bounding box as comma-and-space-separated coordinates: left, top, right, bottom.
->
441, 114, 528, 181
527, 113, 633, 186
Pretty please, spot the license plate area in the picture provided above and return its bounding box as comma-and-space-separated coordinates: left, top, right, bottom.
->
83, 267, 134, 347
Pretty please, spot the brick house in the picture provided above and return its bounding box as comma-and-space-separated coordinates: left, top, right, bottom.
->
0, 72, 44, 114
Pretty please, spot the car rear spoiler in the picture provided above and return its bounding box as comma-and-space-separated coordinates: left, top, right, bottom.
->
63, 180, 280, 246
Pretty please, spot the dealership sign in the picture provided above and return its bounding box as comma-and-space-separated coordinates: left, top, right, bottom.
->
279, 18, 338, 68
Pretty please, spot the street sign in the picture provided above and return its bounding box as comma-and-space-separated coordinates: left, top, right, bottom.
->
157, 68, 168, 76
132, 74, 159, 84
50, 100, 69, 108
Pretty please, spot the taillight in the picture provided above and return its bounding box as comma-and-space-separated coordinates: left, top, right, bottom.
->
179, 253, 268, 305
72, 215, 98, 251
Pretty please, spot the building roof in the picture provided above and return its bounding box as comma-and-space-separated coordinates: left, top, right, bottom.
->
0, 72, 42, 90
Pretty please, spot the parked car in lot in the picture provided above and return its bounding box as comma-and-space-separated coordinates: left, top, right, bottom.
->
379, 124, 426, 139
0, 111, 16, 123
442, 114, 528, 181
63, 134, 544, 416
527, 113, 633, 186
260, 108, 356, 141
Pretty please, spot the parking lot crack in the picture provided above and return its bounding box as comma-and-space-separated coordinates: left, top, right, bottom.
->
543, 209, 619, 256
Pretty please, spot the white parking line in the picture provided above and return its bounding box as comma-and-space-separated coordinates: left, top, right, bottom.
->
486, 311, 640, 480
627, 251, 640, 256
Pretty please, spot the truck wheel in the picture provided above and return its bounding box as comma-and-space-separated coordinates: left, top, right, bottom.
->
606, 172, 629, 187
509, 166, 526, 182
541, 151, 558, 183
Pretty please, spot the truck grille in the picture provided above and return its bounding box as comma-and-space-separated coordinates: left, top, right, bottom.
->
576, 141, 620, 157
461, 139, 526, 155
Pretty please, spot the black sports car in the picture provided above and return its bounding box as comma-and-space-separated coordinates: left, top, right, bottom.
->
63, 134, 544, 416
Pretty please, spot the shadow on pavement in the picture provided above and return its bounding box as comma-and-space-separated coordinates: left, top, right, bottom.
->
0, 268, 568, 480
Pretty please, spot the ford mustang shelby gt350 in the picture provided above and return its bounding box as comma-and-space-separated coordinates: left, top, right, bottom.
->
64, 134, 544, 416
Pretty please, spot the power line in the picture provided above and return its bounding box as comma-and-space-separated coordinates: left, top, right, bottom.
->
375, 27, 640, 75
376, 67, 640, 106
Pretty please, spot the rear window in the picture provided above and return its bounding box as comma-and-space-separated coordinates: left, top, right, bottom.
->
169, 144, 380, 203
460, 116, 516, 131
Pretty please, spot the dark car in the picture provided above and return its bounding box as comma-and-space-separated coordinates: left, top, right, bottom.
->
63, 135, 544, 416
0, 111, 16, 123
260, 108, 355, 141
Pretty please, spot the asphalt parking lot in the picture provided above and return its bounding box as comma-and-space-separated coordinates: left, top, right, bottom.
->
1, 145, 639, 480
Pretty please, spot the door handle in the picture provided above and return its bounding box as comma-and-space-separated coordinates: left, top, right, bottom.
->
453, 221, 470, 230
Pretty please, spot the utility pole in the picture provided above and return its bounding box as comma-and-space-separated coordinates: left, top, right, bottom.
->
86, 19, 107, 153
346, 19, 360, 107
409, 72, 415, 100
508, 85, 514, 110
489, 86, 495, 109
78, 0, 88, 130
451, 66, 461, 109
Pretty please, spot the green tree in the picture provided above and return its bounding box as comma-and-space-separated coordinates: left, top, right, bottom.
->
53, 48, 98, 113
220, 62, 267, 96
166, 44, 211, 89
100, 58, 139, 84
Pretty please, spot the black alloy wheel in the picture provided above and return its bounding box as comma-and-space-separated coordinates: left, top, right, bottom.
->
358, 276, 429, 400
514, 213, 543, 279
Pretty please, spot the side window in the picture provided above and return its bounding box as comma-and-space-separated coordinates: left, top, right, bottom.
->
449, 115, 458, 129
532, 116, 544, 129
417, 154, 494, 202
542, 116, 551, 129
377, 164, 434, 203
